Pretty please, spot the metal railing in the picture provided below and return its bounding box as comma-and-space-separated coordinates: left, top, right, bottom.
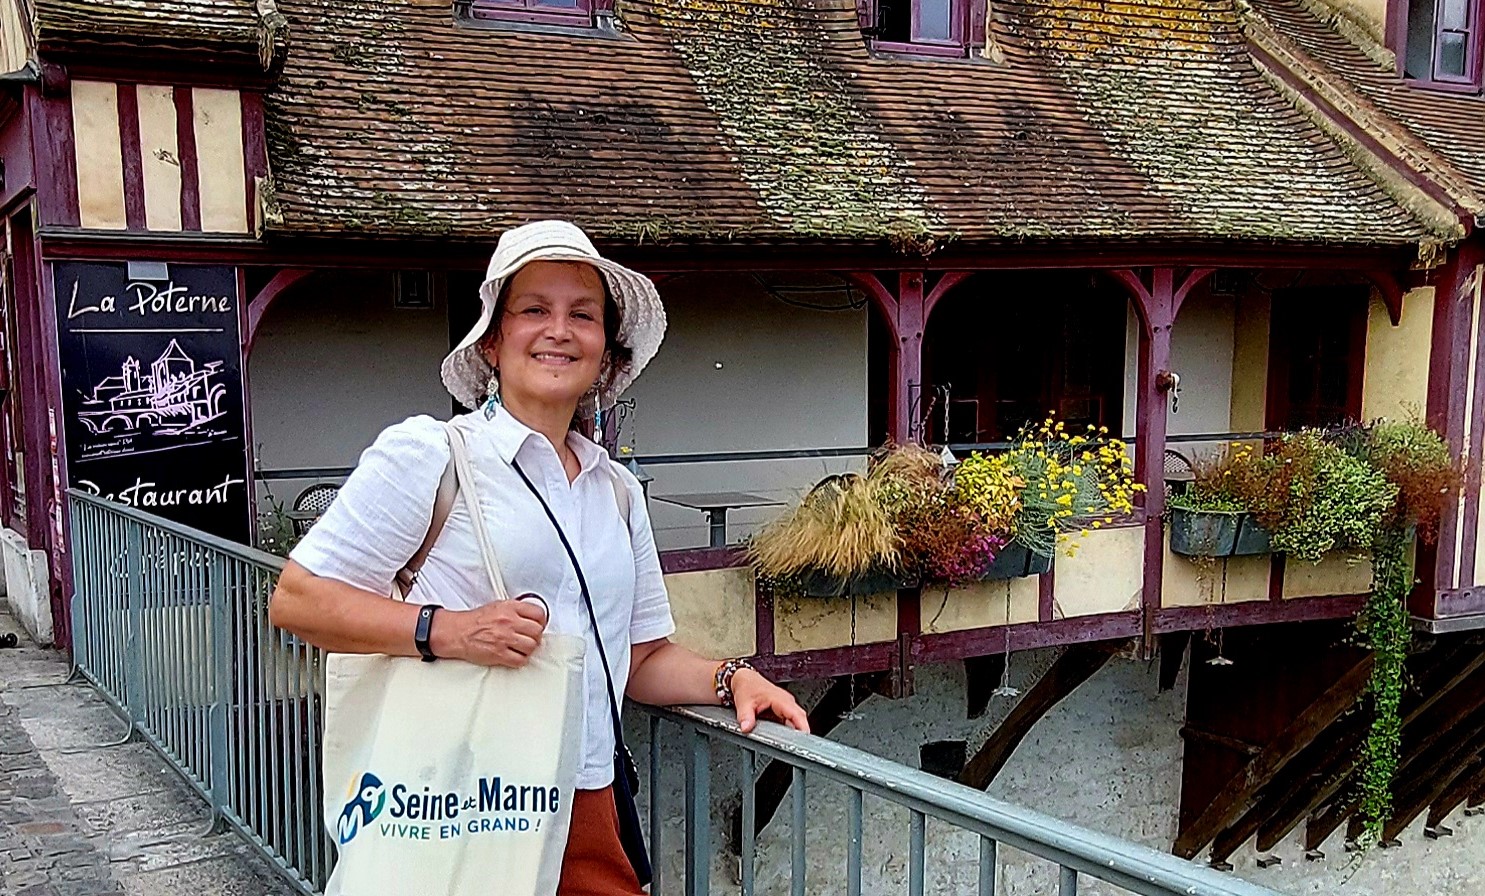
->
646, 705, 1284, 896
67, 490, 326, 893
67, 490, 1285, 896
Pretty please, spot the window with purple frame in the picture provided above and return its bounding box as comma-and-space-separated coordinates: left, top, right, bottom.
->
466, 0, 596, 27
859, 0, 982, 57
1399, 0, 1483, 88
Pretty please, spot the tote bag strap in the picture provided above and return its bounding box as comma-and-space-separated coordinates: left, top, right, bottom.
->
444, 422, 514, 603
393, 457, 458, 599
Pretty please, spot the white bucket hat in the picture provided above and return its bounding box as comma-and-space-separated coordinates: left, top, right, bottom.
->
441, 220, 667, 413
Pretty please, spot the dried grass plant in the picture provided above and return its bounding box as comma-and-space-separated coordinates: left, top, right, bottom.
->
748, 471, 900, 580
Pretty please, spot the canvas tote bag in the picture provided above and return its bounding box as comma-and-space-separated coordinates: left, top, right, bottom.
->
320, 422, 586, 896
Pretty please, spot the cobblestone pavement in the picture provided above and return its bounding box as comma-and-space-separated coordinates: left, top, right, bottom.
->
0, 610, 296, 896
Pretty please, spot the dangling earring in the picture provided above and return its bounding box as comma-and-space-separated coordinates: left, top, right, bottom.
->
483, 370, 502, 418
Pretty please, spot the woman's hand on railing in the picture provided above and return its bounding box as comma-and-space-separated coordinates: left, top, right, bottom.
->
432, 600, 548, 668
730, 668, 810, 735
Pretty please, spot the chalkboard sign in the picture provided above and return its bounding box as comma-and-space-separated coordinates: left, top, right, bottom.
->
53, 262, 251, 543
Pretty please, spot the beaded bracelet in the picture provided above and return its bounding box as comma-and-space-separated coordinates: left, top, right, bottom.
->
714, 657, 754, 708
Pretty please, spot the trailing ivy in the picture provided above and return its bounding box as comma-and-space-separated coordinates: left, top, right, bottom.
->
1356, 526, 1411, 849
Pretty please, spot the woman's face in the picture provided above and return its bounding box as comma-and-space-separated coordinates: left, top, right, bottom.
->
483, 261, 608, 410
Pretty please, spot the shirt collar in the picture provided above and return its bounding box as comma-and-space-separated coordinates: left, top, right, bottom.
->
484, 406, 608, 476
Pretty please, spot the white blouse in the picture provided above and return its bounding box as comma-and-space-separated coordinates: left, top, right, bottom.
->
290, 407, 675, 790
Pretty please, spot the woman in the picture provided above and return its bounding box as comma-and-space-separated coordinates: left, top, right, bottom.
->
269, 220, 808, 895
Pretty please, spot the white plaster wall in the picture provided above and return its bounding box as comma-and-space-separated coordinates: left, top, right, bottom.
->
1121, 291, 1236, 454
246, 271, 869, 550
633, 656, 1485, 895
247, 271, 452, 507
1, 525, 52, 645
624, 273, 870, 551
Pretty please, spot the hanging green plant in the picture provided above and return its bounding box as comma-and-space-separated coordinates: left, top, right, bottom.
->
1346, 419, 1459, 849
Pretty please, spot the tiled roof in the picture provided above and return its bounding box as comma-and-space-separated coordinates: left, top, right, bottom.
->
34, 0, 264, 52
261, 0, 1444, 247
1244, 0, 1485, 223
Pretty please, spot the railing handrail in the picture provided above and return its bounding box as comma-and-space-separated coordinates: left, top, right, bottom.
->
652, 704, 1286, 896
67, 488, 287, 571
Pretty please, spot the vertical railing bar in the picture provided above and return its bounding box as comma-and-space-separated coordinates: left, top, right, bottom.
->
847, 787, 862, 896
1059, 865, 1078, 896
195, 542, 208, 780
306, 596, 326, 888
252, 559, 269, 839
909, 809, 925, 896
209, 551, 231, 828
290, 631, 306, 870
741, 749, 756, 896
648, 713, 663, 896
124, 519, 145, 727
791, 766, 805, 896
979, 836, 997, 896
270, 581, 285, 855
684, 727, 711, 896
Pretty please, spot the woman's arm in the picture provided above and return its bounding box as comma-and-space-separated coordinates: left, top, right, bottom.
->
627, 638, 809, 734
269, 561, 547, 667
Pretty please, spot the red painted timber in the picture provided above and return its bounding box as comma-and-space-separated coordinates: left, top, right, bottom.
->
115, 83, 145, 231
34, 231, 1420, 274
242, 267, 314, 353
33, 80, 80, 229
913, 613, 1144, 664
241, 91, 267, 234
658, 546, 747, 574
1038, 565, 1056, 621
174, 87, 201, 231
1460, 262, 1485, 587
1151, 594, 1366, 633
751, 641, 897, 683
1427, 243, 1483, 601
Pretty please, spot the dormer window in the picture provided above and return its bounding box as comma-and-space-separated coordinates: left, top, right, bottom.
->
462, 0, 598, 28
859, 0, 983, 58
1397, 0, 1483, 89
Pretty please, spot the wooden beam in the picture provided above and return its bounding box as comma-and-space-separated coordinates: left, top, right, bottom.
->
1159, 632, 1191, 692
1426, 753, 1485, 829
1383, 711, 1485, 842
1174, 654, 1374, 859
1255, 645, 1485, 851
964, 653, 1007, 720
1307, 681, 1485, 850
957, 643, 1123, 791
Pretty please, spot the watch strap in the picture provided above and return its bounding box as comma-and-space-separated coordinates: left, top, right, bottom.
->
415, 604, 442, 662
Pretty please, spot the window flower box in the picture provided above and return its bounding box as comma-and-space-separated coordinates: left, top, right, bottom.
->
1169, 507, 1272, 558
980, 541, 1053, 579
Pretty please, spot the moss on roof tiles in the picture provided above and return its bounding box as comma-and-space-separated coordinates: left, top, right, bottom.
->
642, 0, 941, 241
257, 0, 1443, 245
1004, 0, 1434, 241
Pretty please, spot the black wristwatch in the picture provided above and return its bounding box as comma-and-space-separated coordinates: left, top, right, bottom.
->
415, 604, 442, 662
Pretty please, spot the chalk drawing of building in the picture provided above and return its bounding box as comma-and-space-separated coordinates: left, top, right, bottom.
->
78, 340, 227, 436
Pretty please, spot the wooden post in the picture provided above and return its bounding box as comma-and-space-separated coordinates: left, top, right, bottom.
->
895, 272, 927, 445
1421, 239, 1483, 611
1110, 268, 1210, 650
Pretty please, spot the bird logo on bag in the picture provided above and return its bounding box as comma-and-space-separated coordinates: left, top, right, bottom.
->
337, 772, 387, 844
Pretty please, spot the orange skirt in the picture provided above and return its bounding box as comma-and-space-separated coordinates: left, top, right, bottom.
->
557, 788, 646, 896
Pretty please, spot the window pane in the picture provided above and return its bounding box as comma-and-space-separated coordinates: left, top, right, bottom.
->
916, 0, 952, 41
1439, 29, 1468, 76
534, 0, 582, 7
1406, 0, 1438, 78
1441, 0, 1470, 30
